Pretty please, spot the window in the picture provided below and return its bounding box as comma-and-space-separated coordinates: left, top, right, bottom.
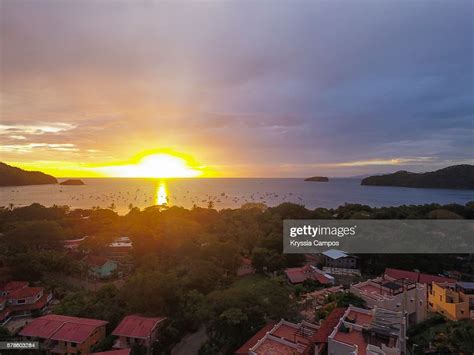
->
70, 342, 77, 348
17, 299, 26, 304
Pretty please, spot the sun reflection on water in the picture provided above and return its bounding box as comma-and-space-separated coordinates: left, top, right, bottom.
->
156, 181, 169, 205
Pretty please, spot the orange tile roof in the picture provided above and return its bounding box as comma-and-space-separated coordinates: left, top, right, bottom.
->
112, 315, 166, 339
385, 268, 454, 284
271, 323, 313, 345
285, 265, 331, 284
19, 314, 107, 343
346, 310, 373, 327
312, 308, 346, 343
252, 337, 300, 354
8, 287, 43, 300
0, 281, 28, 293
334, 327, 367, 355
50, 322, 102, 343
235, 322, 277, 355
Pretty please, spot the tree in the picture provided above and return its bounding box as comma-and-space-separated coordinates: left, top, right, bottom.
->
251, 248, 284, 273
332, 292, 366, 308
5, 220, 69, 250
0, 326, 11, 340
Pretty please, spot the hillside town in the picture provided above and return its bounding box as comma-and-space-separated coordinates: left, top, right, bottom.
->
0, 202, 473, 354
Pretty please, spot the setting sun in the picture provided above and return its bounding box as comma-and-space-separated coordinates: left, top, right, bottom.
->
98, 153, 203, 178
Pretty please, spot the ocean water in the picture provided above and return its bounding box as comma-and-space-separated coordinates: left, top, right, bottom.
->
1, 178, 473, 215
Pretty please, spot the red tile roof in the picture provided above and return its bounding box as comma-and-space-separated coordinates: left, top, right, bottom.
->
83, 255, 110, 267
385, 268, 455, 284
334, 326, 367, 355
9, 292, 50, 312
50, 322, 101, 343
0, 281, 28, 293
112, 315, 166, 339
311, 308, 346, 343
285, 265, 332, 285
19, 314, 107, 343
8, 287, 43, 300
234, 322, 277, 355
19, 317, 65, 339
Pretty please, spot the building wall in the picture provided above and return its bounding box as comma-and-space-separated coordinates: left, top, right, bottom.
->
118, 335, 150, 348
79, 325, 106, 353
63, 325, 106, 354
350, 281, 427, 325
91, 261, 118, 278
23, 325, 106, 354
8, 290, 43, 305
328, 338, 357, 355
428, 283, 470, 320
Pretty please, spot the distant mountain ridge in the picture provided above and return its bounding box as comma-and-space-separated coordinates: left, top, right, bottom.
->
361, 165, 474, 189
0, 162, 57, 186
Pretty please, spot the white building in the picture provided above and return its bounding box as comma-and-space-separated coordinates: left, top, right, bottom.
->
328, 306, 406, 355
350, 277, 427, 325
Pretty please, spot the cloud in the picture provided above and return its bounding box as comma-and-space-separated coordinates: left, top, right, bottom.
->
0, 123, 76, 135
0, 0, 472, 176
0, 143, 78, 153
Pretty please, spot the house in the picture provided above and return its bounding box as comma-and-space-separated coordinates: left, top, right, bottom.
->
236, 258, 256, 277
0, 281, 52, 324
321, 250, 358, 269
285, 264, 335, 286
428, 281, 474, 320
112, 315, 166, 350
235, 319, 319, 354
384, 267, 455, 284
327, 306, 407, 355
311, 308, 346, 354
83, 255, 118, 279
61, 236, 88, 251
0, 296, 10, 325
351, 277, 427, 325
106, 237, 133, 261
19, 314, 108, 354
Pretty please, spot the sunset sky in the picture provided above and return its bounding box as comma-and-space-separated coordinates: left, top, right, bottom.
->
1, 1, 473, 177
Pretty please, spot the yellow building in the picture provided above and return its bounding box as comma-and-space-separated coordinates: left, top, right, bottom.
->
428, 282, 474, 320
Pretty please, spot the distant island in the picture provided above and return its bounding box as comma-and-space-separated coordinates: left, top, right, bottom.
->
60, 179, 85, 186
304, 176, 329, 182
361, 164, 474, 189
0, 162, 57, 186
